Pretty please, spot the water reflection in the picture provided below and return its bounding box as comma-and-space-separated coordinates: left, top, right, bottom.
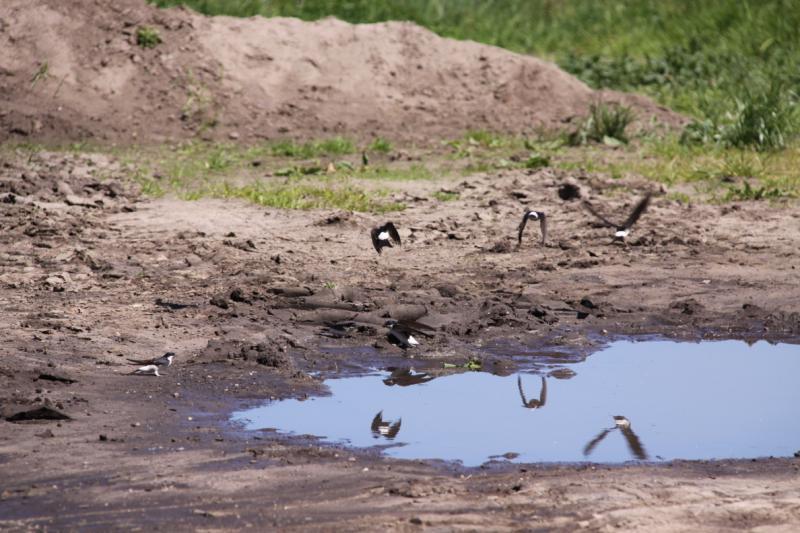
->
518, 375, 547, 409
370, 410, 402, 439
583, 415, 648, 460
383, 367, 434, 387
233, 340, 800, 465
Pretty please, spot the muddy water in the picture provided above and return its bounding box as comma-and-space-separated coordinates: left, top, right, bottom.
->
233, 340, 800, 466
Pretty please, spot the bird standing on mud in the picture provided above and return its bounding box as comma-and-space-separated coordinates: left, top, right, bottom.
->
517, 209, 547, 246
127, 352, 175, 367
129, 365, 161, 377
371, 222, 402, 254
385, 319, 434, 351
583, 193, 651, 241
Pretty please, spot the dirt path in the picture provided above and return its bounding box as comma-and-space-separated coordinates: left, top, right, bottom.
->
1, 149, 800, 530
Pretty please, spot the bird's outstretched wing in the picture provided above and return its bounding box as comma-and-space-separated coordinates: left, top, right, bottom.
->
371, 411, 383, 432
387, 419, 402, 439
621, 194, 652, 230
517, 375, 528, 405
370, 228, 383, 254
538, 213, 548, 246
583, 428, 614, 456
538, 376, 547, 407
621, 426, 648, 460
384, 222, 401, 245
582, 201, 619, 228
126, 357, 153, 365
517, 211, 531, 244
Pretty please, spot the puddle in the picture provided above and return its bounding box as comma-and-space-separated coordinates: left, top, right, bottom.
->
232, 340, 800, 466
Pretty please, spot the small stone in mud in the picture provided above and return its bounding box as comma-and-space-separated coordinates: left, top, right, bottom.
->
229, 288, 249, 303
435, 283, 460, 298
256, 351, 293, 369
99, 434, 108, 441
486, 240, 512, 253
210, 295, 229, 309
7, 406, 71, 422
529, 305, 548, 318
557, 182, 582, 201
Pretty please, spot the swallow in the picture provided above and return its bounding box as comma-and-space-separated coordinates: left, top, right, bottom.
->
130, 365, 160, 377
127, 352, 175, 367
517, 375, 547, 409
370, 222, 401, 254
383, 367, 435, 387
385, 319, 434, 350
517, 209, 547, 246
370, 410, 401, 439
583, 193, 651, 240
583, 415, 648, 460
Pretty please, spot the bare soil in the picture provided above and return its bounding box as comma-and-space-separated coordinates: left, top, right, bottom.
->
0, 0, 684, 145
1, 1, 799, 531
1, 148, 800, 531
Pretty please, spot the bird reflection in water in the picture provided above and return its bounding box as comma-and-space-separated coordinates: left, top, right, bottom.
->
517, 375, 547, 409
382, 367, 434, 387
371, 410, 402, 440
583, 415, 648, 460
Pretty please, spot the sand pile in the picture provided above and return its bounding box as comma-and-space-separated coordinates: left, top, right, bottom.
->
0, 0, 682, 144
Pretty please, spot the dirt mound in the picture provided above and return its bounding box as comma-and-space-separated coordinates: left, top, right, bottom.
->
0, 0, 683, 145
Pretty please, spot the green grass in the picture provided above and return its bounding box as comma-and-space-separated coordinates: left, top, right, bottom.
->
193, 180, 405, 212
269, 137, 356, 158
136, 26, 162, 48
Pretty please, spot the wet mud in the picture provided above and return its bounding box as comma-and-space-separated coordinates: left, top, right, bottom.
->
2, 150, 800, 530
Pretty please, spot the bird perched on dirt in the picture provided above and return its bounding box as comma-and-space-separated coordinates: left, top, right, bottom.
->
129, 365, 161, 377
517, 375, 547, 409
127, 352, 175, 367
517, 209, 547, 246
583, 193, 651, 241
370, 410, 401, 439
385, 319, 434, 350
370, 222, 401, 254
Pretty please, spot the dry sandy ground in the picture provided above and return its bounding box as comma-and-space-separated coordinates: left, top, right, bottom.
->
0, 0, 683, 144
1, 150, 799, 530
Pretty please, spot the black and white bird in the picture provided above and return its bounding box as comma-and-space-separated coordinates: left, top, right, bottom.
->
383, 367, 434, 387
517, 375, 547, 409
130, 364, 161, 377
385, 319, 434, 350
127, 352, 175, 367
583, 193, 651, 240
370, 222, 401, 254
517, 209, 547, 246
583, 415, 648, 460
370, 410, 402, 439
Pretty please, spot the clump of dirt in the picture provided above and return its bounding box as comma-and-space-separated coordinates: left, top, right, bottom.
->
0, 0, 684, 145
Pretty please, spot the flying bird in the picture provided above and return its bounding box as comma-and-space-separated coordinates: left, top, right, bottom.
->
370, 222, 402, 254
127, 352, 175, 367
517, 209, 547, 246
583, 415, 648, 460
130, 365, 161, 377
517, 375, 547, 409
583, 193, 651, 240
371, 410, 402, 439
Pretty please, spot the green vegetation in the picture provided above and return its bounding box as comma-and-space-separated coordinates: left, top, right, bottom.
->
432, 190, 459, 201
270, 136, 356, 158
568, 103, 634, 146
367, 137, 393, 153
136, 26, 162, 48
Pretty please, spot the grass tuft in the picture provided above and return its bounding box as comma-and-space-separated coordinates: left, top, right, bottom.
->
136, 26, 162, 48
